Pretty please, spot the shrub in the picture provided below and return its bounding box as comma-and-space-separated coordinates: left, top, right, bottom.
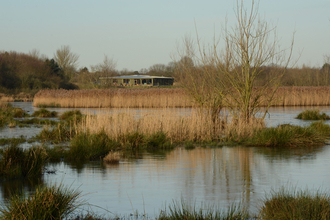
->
259, 187, 330, 220
0, 183, 82, 220
296, 109, 330, 120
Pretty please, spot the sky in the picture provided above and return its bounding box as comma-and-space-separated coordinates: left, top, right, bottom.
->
1, 0, 329, 71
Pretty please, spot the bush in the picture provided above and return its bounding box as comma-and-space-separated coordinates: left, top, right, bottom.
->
259, 187, 330, 220
296, 109, 330, 120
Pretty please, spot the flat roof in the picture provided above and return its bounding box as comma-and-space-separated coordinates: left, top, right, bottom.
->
99, 75, 174, 79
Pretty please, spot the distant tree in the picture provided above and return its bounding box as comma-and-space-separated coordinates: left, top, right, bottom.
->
28, 49, 40, 59
45, 59, 62, 76
53, 45, 79, 79
90, 55, 117, 77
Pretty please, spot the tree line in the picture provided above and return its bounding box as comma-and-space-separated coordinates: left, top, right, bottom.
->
0, 45, 329, 95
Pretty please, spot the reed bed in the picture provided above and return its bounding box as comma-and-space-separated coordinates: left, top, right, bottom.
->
76, 109, 265, 144
33, 86, 330, 108
33, 88, 192, 108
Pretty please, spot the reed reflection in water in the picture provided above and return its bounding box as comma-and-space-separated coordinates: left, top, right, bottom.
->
0, 145, 321, 216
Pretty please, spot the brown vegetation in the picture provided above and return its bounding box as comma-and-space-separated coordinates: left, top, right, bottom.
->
34, 86, 330, 108
33, 88, 192, 108
75, 109, 264, 143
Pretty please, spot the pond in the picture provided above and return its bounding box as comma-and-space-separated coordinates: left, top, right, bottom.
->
1, 102, 330, 218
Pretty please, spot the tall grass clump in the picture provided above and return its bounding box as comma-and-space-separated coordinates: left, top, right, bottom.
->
309, 121, 330, 137
0, 103, 29, 127
158, 199, 250, 220
0, 145, 47, 179
246, 124, 325, 147
0, 183, 83, 220
36, 122, 76, 143
296, 109, 330, 120
259, 187, 330, 220
67, 130, 121, 161
32, 108, 58, 117
59, 110, 83, 123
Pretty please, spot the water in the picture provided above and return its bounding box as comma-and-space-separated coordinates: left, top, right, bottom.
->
1, 102, 330, 217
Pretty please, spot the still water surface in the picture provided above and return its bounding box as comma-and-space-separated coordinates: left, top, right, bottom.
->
1, 102, 330, 217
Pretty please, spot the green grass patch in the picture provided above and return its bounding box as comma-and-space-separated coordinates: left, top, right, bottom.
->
45, 145, 69, 161
59, 110, 84, 123
18, 118, 59, 127
259, 187, 330, 220
245, 123, 326, 147
36, 122, 76, 143
0, 104, 29, 127
0, 145, 47, 180
296, 109, 330, 120
158, 199, 250, 220
0, 183, 82, 220
32, 108, 58, 118
67, 130, 121, 161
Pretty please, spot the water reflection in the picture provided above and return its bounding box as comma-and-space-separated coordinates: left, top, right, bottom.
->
1, 102, 330, 216
0, 146, 320, 216
0, 177, 44, 200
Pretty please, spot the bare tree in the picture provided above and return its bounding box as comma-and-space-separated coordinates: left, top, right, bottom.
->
90, 55, 117, 77
174, 36, 224, 128
28, 49, 40, 59
54, 45, 79, 78
176, 0, 295, 123
217, 0, 295, 121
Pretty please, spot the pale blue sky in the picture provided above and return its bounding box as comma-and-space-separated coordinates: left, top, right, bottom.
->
1, 0, 329, 71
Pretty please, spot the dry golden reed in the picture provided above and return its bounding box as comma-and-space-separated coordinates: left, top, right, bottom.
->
33, 88, 192, 108
103, 151, 121, 164
76, 109, 264, 143
34, 87, 330, 108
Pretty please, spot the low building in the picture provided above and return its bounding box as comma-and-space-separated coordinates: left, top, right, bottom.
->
99, 75, 174, 86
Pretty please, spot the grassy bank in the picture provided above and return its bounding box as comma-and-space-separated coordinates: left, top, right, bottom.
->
33, 86, 330, 108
